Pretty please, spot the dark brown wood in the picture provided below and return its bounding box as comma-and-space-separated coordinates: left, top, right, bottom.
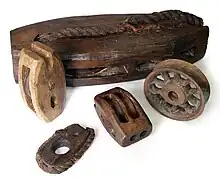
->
36, 124, 95, 174
94, 87, 152, 147
11, 10, 209, 86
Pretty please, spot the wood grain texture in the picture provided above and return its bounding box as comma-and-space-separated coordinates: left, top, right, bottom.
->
36, 124, 95, 174
11, 10, 209, 86
144, 59, 210, 121
19, 42, 66, 122
94, 87, 152, 147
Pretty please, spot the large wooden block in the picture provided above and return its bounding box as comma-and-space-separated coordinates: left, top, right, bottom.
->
10, 10, 209, 86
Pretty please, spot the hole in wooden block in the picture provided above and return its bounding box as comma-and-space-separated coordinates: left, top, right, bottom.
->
130, 135, 136, 141
55, 146, 70, 155
168, 91, 178, 101
53, 139, 70, 155
50, 96, 56, 108
140, 131, 147, 138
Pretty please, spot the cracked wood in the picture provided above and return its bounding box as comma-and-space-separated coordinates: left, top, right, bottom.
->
10, 10, 209, 86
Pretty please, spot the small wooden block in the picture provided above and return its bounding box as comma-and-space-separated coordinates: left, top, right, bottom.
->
18, 42, 66, 122
94, 87, 152, 147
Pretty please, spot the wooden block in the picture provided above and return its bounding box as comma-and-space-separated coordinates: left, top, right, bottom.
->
19, 42, 66, 122
94, 87, 152, 147
11, 10, 209, 86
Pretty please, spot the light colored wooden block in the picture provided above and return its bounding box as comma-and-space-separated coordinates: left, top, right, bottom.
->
18, 42, 66, 122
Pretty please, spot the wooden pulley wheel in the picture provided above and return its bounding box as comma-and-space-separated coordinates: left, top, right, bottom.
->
144, 59, 210, 121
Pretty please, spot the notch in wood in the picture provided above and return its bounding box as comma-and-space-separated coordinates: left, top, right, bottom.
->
94, 87, 152, 147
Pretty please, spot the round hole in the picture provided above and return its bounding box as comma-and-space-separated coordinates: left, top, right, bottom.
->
140, 131, 147, 138
50, 96, 56, 108
55, 146, 70, 155
168, 91, 178, 101
130, 135, 136, 141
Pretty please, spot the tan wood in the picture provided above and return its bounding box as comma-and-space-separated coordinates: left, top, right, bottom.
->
18, 42, 66, 122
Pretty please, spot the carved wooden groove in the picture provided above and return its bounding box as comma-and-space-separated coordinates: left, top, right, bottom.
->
94, 87, 152, 147
18, 42, 66, 122
11, 10, 209, 86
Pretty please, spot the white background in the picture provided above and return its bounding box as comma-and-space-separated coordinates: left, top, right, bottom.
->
0, 0, 219, 178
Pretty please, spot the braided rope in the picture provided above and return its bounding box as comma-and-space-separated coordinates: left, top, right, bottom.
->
36, 25, 126, 43
36, 10, 203, 43
126, 10, 203, 27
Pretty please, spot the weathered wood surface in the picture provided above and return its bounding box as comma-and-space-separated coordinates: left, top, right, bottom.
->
11, 10, 209, 86
19, 42, 66, 122
36, 124, 95, 174
94, 87, 152, 147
